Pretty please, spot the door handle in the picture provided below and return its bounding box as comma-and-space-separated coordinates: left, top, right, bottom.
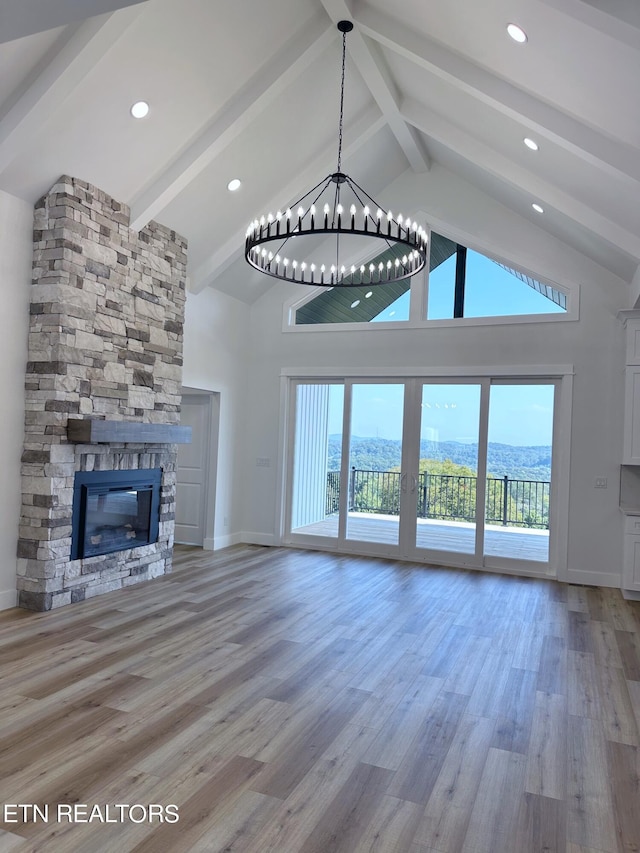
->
401, 473, 407, 493
410, 474, 417, 493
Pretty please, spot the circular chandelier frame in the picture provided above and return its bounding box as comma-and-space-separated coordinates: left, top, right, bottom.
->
244, 20, 428, 288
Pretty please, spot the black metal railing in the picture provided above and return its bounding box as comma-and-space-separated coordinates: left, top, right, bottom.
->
326, 468, 550, 529
326, 470, 341, 515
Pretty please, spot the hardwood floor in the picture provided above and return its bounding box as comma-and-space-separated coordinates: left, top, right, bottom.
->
0, 544, 639, 852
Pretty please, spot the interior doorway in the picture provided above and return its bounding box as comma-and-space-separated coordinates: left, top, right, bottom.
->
175, 391, 219, 546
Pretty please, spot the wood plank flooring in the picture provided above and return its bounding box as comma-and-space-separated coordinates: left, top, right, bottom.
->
0, 544, 639, 852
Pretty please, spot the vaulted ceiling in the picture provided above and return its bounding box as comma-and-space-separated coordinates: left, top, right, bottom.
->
0, 0, 638, 303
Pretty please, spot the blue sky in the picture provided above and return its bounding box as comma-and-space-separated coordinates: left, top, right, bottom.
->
371, 247, 565, 323
325, 249, 559, 445
329, 382, 554, 446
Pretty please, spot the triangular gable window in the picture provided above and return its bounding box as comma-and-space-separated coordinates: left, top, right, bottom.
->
293, 230, 567, 324
427, 233, 566, 319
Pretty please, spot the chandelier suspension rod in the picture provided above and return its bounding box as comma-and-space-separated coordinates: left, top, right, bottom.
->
335, 21, 352, 174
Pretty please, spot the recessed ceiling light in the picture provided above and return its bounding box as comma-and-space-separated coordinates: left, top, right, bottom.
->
507, 23, 527, 43
350, 299, 360, 308
532, 203, 544, 213
130, 101, 149, 119
524, 137, 539, 151
227, 178, 242, 192
365, 291, 373, 298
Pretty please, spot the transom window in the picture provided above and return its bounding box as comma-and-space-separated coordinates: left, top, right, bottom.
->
291, 229, 568, 326
427, 232, 566, 320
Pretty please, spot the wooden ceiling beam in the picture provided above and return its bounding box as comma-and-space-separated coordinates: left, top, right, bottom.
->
130, 13, 334, 232
0, 6, 144, 175
318, 0, 430, 174
355, 3, 640, 186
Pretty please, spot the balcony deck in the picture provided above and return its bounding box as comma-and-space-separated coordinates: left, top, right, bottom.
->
293, 512, 549, 562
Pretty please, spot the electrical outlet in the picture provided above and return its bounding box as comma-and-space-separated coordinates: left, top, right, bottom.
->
256, 457, 271, 468
594, 477, 607, 489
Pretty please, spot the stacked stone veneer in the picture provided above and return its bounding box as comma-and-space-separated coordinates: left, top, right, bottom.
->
17, 176, 187, 611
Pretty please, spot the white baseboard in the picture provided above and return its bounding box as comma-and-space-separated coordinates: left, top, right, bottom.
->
211, 533, 242, 550
0, 587, 18, 611
622, 588, 640, 601
566, 569, 621, 588
239, 532, 276, 547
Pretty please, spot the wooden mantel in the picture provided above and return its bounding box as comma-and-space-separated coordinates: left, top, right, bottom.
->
67, 418, 192, 444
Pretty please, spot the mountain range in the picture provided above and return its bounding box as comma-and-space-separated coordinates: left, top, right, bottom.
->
328, 436, 551, 481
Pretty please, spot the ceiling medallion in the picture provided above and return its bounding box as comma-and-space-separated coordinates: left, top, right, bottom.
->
245, 20, 428, 287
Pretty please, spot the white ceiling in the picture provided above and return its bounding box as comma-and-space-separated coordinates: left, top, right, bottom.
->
0, 0, 638, 301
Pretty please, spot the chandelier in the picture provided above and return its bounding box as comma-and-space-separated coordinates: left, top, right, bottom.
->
245, 20, 428, 287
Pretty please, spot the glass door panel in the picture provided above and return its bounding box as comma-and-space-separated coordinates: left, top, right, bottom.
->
346, 383, 405, 546
290, 383, 344, 538
484, 384, 554, 562
415, 384, 481, 555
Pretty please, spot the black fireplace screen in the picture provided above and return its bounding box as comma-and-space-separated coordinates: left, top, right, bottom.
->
71, 469, 161, 560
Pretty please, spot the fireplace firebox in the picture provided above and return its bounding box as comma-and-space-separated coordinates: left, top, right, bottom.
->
71, 469, 162, 560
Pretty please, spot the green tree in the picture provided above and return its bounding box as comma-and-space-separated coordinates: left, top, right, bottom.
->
416, 459, 477, 521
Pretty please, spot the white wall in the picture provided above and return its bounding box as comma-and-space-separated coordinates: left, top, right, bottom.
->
241, 166, 628, 586
0, 190, 33, 609
182, 286, 250, 549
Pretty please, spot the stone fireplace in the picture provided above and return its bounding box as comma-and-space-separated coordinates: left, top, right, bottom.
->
17, 176, 188, 611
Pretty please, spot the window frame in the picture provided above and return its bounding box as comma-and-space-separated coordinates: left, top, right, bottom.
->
283, 224, 578, 332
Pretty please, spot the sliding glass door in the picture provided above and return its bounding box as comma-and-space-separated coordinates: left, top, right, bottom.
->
413, 383, 482, 557
483, 383, 555, 564
287, 376, 558, 571
288, 378, 411, 558
346, 383, 406, 548
290, 382, 344, 540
